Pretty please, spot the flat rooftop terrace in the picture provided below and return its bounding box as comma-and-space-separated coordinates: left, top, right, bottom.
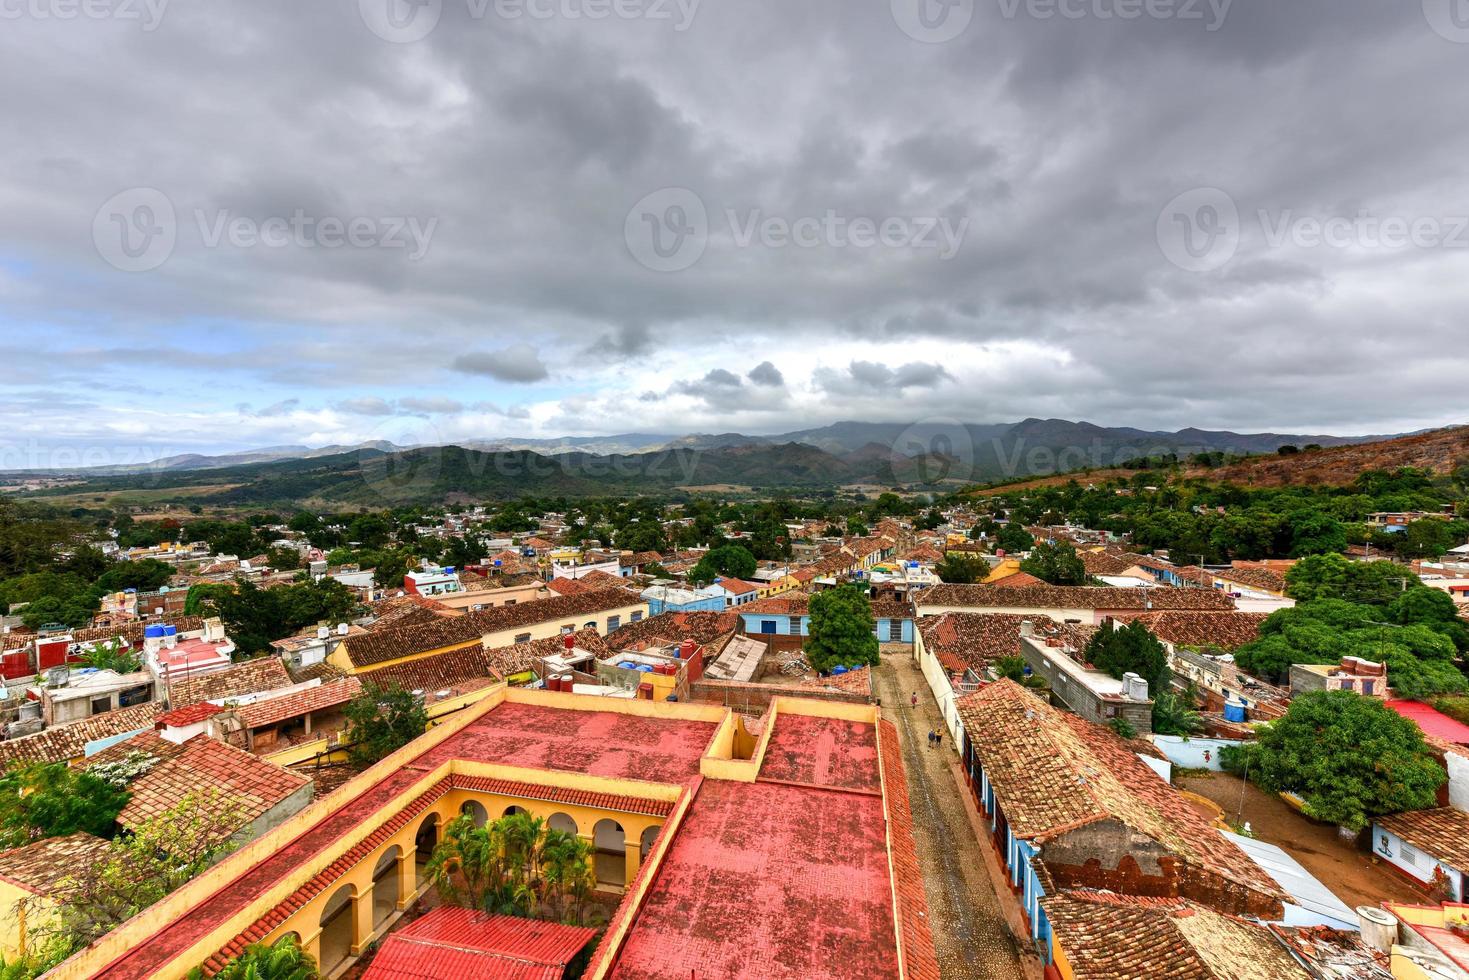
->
758, 712, 880, 793
608, 778, 898, 979
90, 699, 719, 979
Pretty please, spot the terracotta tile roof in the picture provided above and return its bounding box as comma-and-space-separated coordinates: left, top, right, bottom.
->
714, 578, 759, 595
155, 701, 226, 728
1081, 551, 1137, 577
236, 678, 363, 730
919, 612, 1057, 674
114, 734, 310, 831
919, 583, 1237, 612
605, 611, 740, 652
737, 594, 913, 621
0, 832, 112, 896
988, 570, 1047, 589
344, 614, 487, 669
1132, 611, 1270, 652
877, 719, 943, 980
462, 587, 644, 638
85, 728, 190, 767
285, 660, 349, 686
546, 576, 591, 596
1377, 807, 1469, 871
1041, 889, 1309, 979
0, 701, 162, 768
363, 908, 598, 980
169, 657, 293, 708
1215, 566, 1288, 594
955, 681, 1282, 902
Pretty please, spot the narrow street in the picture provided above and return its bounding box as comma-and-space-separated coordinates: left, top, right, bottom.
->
873, 651, 1028, 980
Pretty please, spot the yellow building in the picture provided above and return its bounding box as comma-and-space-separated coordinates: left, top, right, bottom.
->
0, 833, 112, 959
1379, 901, 1469, 978
52, 689, 939, 980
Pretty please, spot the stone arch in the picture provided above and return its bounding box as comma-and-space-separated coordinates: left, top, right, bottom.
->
317, 883, 356, 974
640, 825, 660, 860
503, 804, 528, 818
547, 811, 578, 837
414, 812, 440, 885
592, 818, 625, 889
371, 845, 403, 928
461, 799, 489, 827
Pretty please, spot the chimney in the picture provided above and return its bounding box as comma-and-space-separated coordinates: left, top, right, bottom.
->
1356, 906, 1397, 954
1020, 620, 1035, 638
564, 634, 575, 650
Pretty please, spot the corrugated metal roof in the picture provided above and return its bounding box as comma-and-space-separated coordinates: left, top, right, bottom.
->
362, 908, 598, 980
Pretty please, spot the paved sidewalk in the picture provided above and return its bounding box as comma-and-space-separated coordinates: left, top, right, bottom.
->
874, 651, 1033, 980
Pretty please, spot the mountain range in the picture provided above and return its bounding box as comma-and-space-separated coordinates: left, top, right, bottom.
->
9, 419, 1425, 508
32, 419, 1393, 476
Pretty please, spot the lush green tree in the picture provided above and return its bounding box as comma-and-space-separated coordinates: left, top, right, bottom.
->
1285, 554, 1418, 606
1220, 690, 1444, 830
995, 523, 1034, 554
1288, 511, 1347, 557
93, 558, 174, 594
993, 655, 1045, 689
345, 685, 429, 765
47, 789, 242, 954
804, 585, 879, 673
846, 517, 869, 537
0, 763, 130, 848
426, 811, 595, 925
1019, 542, 1087, 586
1397, 518, 1456, 559
371, 551, 411, 589
935, 554, 987, 585
187, 935, 318, 980
1085, 621, 1168, 692
688, 544, 757, 587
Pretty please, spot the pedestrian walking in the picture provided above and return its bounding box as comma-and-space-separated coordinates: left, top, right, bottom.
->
910, 691, 918, 709
927, 729, 936, 748
935, 730, 944, 750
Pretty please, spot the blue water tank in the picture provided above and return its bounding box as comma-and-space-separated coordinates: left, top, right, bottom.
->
162, 625, 177, 637
618, 661, 636, 670
144, 625, 165, 638
638, 664, 654, 673
1224, 700, 1247, 723
832, 665, 848, 675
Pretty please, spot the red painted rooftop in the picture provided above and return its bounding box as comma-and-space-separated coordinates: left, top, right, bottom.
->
608, 778, 898, 979
757, 713, 880, 793
362, 907, 597, 980
90, 700, 717, 979
1386, 700, 1469, 745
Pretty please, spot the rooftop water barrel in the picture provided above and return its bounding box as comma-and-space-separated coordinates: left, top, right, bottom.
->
833, 665, 848, 675
144, 625, 165, 638
1223, 700, 1247, 723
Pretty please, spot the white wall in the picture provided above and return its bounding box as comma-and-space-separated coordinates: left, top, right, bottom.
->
914, 633, 965, 743
1373, 824, 1465, 899
1447, 751, 1469, 814
1150, 735, 1243, 771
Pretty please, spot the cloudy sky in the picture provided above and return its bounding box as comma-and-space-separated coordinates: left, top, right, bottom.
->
2, 0, 1467, 466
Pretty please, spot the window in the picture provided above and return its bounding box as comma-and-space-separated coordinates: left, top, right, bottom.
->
761, 620, 777, 635
888, 620, 902, 641
607, 615, 621, 631
789, 616, 801, 633
505, 599, 516, 606
515, 633, 532, 644
631, 610, 643, 622
1401, 842, 1419, 866
90, 695, 112, 715
1362, 680, 1374, 695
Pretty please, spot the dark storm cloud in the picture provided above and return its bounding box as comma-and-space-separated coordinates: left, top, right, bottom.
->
1, 0, 1466, 451
452, 346, 550, 383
